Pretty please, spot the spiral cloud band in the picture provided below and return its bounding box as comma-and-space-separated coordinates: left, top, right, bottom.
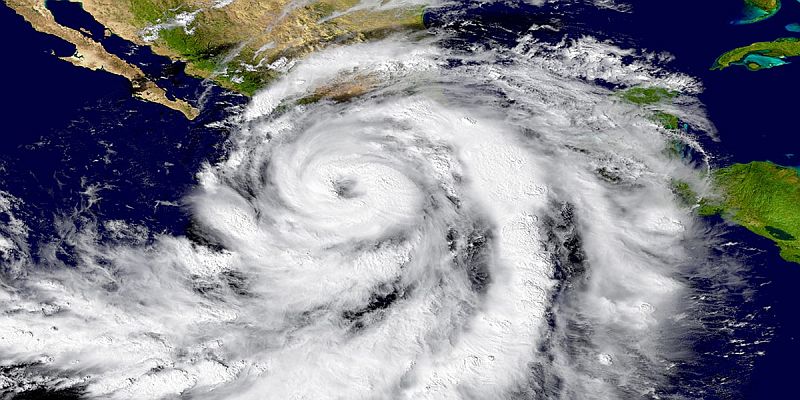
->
0, 2, 737, 399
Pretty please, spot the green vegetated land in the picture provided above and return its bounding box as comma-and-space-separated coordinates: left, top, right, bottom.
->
713, 162, 800, 263
747, 0, 780, 11
734, 0, 782, 25
713, 1, 800, 71
713, 38, 800, 71
711, 0, 800, 70
672, 161, 800, 263
619, 87, 677, 105
618, 86, 683, 131
123, 0, 427, 95
618, 87, 800, 265
676, 162, 800, 264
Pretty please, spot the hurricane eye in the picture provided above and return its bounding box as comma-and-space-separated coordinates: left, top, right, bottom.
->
333, 178, 360, 199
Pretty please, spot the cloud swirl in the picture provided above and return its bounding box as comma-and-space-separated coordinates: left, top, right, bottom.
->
1, 4, 734, 399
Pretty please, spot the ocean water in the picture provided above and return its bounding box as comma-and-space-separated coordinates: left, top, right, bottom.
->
0, 2, 244, 261
603, 0, 800, 166
1, 0, 799, 398
46, 0, 218, 104
434, 0, 800, 165
582, 1, 800, 396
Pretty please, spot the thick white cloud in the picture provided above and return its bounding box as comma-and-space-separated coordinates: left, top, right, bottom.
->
0, 4, 726, 399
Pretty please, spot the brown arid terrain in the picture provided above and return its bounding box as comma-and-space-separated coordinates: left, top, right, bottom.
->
6, 0, 199, 119
4, 0, 426, 117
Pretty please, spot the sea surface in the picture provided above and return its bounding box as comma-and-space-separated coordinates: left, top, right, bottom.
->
0, 2, 244, 262
1, 1, 798, 397
592, 2, 800, 396
591, 1, 800, 396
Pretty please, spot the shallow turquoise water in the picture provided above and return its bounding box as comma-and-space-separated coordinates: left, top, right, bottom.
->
737, 52, 790, 69
732, 2, 781, 25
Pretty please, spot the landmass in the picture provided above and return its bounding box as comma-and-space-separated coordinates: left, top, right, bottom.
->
5, 0, 199, 119
619, 87, 800, 265
619, 86, 677, 105
4, 0, 426, 116
713, 162, 800, 264
77, 0, 426, 95
713, 1, 800, 72
712, 38, 800, 71
675, 162, 800, 265
731, 0, 781, 25
670, 180, 723, 217
653, 112, 680, 130
296, 73, 380, 105
618, 86, 682, 130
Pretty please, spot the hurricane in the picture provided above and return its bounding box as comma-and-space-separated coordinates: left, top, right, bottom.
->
0, 1, 759, 399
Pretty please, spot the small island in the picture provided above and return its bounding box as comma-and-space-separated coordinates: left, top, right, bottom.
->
618, 86, 682, 130
618, 86, 677, 105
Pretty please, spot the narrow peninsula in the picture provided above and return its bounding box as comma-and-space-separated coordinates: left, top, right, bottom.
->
77, 0, 427, 95
5, 0, 427, 116
731, 0, 781, 25
5, 0, 199, 119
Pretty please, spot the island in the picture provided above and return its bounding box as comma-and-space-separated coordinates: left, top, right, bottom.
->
619, 86, 677, 105
712, 37, 800, 71
618, 86, 683, 130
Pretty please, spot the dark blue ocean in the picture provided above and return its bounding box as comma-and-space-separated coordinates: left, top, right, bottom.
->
0, 1, 245, 262
1, 0, 798, 398
575, 1, 800, 397
427, 1, 800, 396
